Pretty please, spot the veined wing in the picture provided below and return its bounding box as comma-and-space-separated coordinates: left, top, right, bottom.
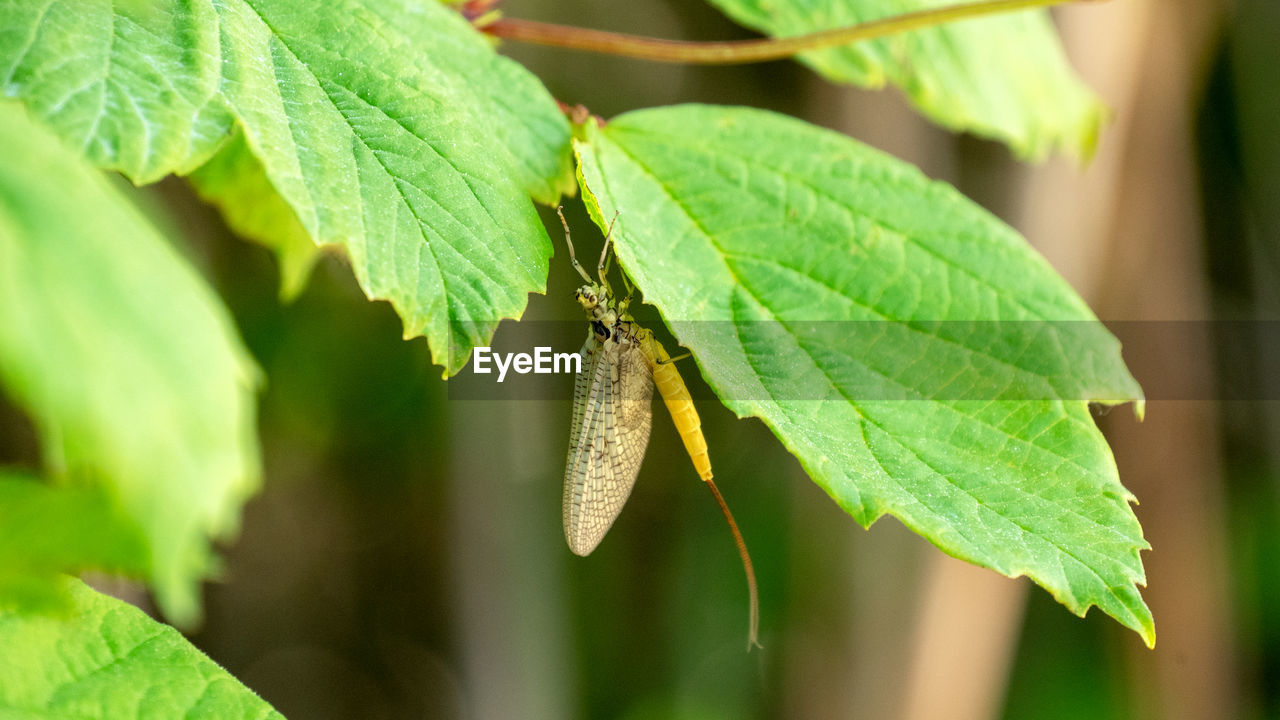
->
563, 333, 654, 556
565, 331, 598, 465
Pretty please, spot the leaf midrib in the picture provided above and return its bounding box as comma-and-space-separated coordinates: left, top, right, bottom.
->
606, 135, 1109, 442
604, 134, 1144, 567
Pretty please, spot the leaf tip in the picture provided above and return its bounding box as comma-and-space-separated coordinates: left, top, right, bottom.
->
1074, 97, 1109, 167
152, 578, 204, 632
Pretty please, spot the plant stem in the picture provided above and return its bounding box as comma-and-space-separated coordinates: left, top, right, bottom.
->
481, 0, 1101, 65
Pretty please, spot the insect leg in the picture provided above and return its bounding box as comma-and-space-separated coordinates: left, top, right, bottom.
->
597, 211, 621, 290
618, 264, 637, 312
615, 276, 636, 317
558, 206, 594, 284
656, 351, 692, 364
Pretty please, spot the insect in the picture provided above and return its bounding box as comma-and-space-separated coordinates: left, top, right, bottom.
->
557, 207, 760, 649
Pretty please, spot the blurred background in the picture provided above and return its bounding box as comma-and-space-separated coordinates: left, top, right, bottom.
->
8, 0, 1273, 717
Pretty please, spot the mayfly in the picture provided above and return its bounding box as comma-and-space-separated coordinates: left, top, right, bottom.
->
557, 207, 760, 649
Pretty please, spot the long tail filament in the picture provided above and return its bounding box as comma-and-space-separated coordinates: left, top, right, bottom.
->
705, 477, 761, 651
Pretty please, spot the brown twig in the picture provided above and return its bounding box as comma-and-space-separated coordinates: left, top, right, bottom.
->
480, 0, 1104, 65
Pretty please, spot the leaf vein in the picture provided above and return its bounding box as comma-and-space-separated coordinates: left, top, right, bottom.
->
0, 0, 56, 88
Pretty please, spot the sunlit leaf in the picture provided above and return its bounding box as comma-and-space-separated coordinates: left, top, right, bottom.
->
0, 471, 148, 612
0, 101, 261, 625
0, 579, 285, 719
574, 104, 1152, 645
702, 0, 1103, 159
0, 0, 574, 373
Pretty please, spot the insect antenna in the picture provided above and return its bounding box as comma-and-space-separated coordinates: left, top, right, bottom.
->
705, 477, 762, 650
557, 206, 595, 284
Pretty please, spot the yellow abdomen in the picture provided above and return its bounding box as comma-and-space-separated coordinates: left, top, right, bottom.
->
641, 332, 712, 482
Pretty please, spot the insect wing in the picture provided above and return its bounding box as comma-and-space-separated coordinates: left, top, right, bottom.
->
565, 332, 597, 463
563, 334, 654, 555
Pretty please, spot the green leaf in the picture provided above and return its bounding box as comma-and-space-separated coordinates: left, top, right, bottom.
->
0, 471, 148, 612
0, 0, 574, 373
701, 0, 1103, 160
0, 579, 285, 720
573, 105, 1152, 645
188, 132, 320, 300
0, 101, 262, 626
